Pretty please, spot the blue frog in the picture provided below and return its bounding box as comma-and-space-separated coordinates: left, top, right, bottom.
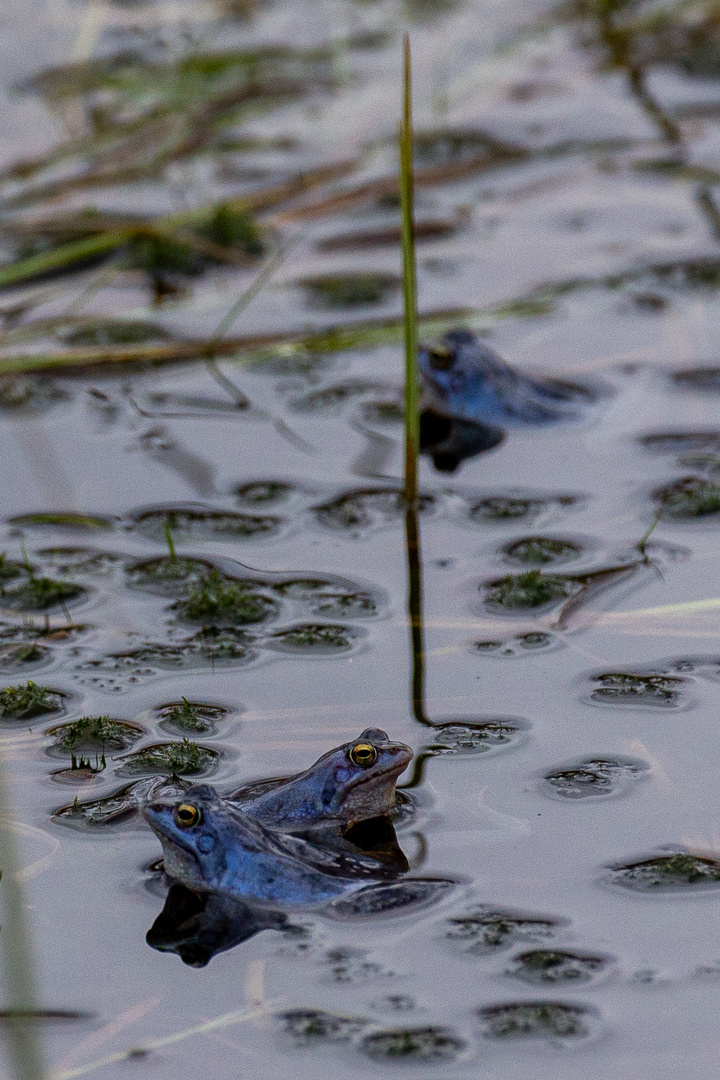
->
418, 329, 594, 427
141, 784, 397, 907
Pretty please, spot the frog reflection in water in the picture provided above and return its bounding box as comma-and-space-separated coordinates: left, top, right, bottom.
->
231, 727, 413, 830
142, 784, 399, 907
419, 329, 594, 427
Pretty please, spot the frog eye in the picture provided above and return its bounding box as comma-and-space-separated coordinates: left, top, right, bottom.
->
349, 742, 378, 767
175, 803, 202, 828
427, 345, 454, 371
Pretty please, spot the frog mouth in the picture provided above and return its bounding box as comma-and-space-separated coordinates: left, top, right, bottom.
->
345, 751, 412, 794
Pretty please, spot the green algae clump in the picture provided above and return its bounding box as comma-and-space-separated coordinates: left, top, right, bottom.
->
174, 571, 277, 625
0, 680, 65, 721
47, 715, 143, 754
484, 570, 574, 611
116, 738, 219, 778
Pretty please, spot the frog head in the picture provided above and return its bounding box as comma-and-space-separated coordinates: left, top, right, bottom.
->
141, 784, 266, 892
245, 727, 413, 827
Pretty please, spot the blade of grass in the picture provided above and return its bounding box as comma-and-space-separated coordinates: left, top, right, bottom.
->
399, 34, 431, 727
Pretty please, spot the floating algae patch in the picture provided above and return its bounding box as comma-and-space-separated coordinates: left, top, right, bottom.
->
0, 575, 86, 612
155, 698, 231, 735
296, 272, 400, 309
115, 739, 220, 778
234, 481, 294, 505
8, 513, 115, 532
0, 680, 66, 721
608, 853, 720, 891
466, 492, 583, 526
53, 778, 184, 829
0, 377, 69, 415
360, 1025, 467, 1063
482, 570, 578, 612
73, 630, 257, 691
500, 536, 584, 566
443, 905, 565, 956
586, 672, 688, 708
45, 716, 144, 757
478, 1001, 594, 1042
474, 631, 558, 657
329, 878, 457, 919
653, 476, 720, 520
125, 556, 218, 598
37, 548, 121, 578
505, 950, 611, 985
266, 623, 362, 654
131, 507, 282, 543
544, 757, 649, 800
312, 488, 435, 536
172, 571, 278, 626
276, 1009, 369, 1045
638, 431, 720, 456
423, 720, 526, 757
272, 577, 382, 619
0, 640, 52, 672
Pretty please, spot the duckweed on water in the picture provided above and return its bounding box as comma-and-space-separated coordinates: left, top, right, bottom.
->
425, 721, 524, 756
313, 488, 434, 536
501, 536, 583, 566
125, 557, 217, 598
544, 757, 648, 800
9, 513, 115, 531
267, 623, 360, 653
467, 493, 580, 524
473, 631, 557, 656
46, 716, 143, 755
588, 672, 687, 707
116, 739, 219, 778
483, 570, 575, 611
360, 1026, 466, 1062
653, 476, 720, 519
0, 680, 65, 721
173, 571, 277, 626
131, 508, 281, 543
297, 272, 400, 308
156, 698, 230, 735
609, 853, 720, 891
277, 1009, 368, 1044
506, 949, 610, 985
478, 1001, 592, 1041
1, 575, 86, 612
444, 905, 564, 955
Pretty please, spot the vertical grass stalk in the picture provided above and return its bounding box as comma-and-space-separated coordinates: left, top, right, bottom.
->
0, 749, 45, 1080
399, 34, 430, 727
400, 33, 420, 508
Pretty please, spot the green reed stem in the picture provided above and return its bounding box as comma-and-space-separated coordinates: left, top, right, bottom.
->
0, 751, 46, 1080
399, 35, 431, 728
400, 33, 419, 508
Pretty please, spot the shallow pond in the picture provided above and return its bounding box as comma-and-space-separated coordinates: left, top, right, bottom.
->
5, 0, 720, 1078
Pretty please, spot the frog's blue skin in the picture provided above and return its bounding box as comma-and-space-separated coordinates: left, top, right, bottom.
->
230, 728, 413, 829
418, 329, 591, 427
141, 784, 396, 907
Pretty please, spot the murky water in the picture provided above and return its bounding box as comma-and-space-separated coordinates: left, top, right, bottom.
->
4, 0, 720, 1077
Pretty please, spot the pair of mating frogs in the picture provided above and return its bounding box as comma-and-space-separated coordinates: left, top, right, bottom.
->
142, 728, 414, 908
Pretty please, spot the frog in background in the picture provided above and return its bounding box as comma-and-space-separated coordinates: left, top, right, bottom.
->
419, 329, 596, 427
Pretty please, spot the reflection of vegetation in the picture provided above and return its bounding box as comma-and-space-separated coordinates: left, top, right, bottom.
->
654, 475, 720, 519
0, 681, 65, 721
